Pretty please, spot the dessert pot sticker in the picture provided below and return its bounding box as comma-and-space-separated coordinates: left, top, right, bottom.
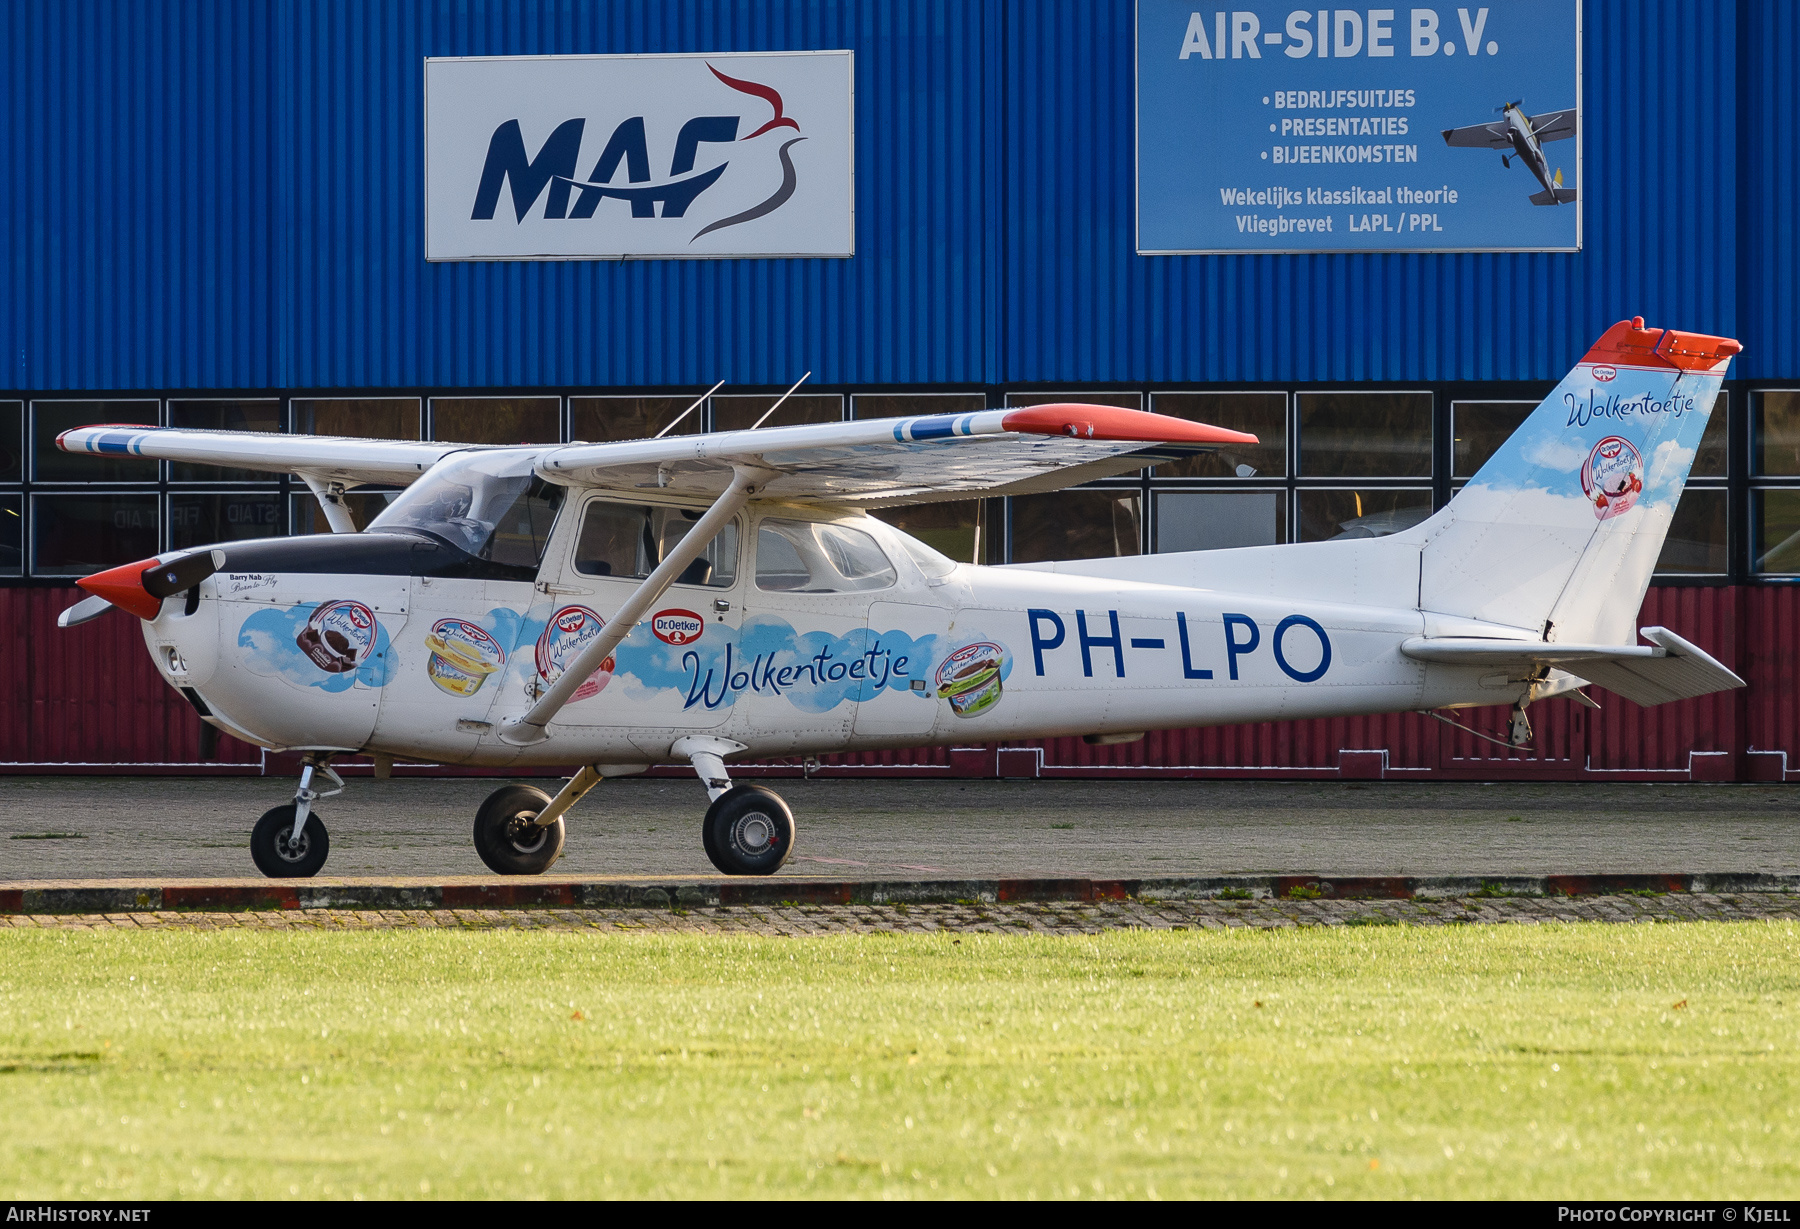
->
537, 606, 615, 702
424, 618, 507, 697
935, 638, 1012, 718
238, 600, 393, 692
1581, 435, 1644, 520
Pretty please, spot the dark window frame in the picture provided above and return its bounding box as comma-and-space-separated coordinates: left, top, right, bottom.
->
0, 376, 1775, 586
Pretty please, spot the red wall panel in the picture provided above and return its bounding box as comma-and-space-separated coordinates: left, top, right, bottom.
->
1744, 585, 1800, 773
0, 587, 262, 770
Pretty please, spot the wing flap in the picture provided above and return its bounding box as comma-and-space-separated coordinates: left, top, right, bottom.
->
58, 426, 457, 486
1400, 626, 1744, 706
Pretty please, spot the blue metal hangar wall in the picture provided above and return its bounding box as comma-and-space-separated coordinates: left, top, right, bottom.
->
1, 0, 1798, 781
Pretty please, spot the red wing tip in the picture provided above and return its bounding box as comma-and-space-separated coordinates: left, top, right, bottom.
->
1584, 320, 1742, 371
1001, 403, 1257, 446
75, 558, 164, 621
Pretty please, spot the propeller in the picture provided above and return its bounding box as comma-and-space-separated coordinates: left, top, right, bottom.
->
56, 593, 116, 629
59, 548, 227, 625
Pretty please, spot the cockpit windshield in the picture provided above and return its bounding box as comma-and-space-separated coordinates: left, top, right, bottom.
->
368, 449, 564, 571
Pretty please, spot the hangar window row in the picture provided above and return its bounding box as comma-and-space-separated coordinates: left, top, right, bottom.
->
0, 390, 1795, 583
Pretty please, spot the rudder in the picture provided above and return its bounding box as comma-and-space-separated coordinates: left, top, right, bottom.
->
1410, 318, 1739, 643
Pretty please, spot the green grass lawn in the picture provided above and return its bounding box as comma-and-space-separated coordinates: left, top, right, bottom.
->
2, 920, 1797, 1199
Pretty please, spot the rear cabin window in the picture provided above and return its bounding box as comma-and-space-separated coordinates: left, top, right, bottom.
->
755, 519, 897, 593
573, 501, 739, 588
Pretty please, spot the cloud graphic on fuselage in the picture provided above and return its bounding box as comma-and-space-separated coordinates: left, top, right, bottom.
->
237, 603, 393, 692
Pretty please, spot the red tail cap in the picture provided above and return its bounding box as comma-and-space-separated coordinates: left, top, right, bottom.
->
1001, 403, 1258, 445
1582, 318, 1743, 372
75, 558, 166, 620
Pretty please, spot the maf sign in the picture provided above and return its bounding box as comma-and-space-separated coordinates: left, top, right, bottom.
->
425, 51, 853, 260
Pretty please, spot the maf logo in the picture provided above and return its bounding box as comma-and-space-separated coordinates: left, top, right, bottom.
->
426, 51, 853, 260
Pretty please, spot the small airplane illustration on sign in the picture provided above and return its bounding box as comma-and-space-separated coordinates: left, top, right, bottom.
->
1443, 101, 1578, 205
59, 320, 1740, 880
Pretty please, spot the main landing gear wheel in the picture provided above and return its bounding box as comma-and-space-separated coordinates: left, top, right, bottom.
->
473, 784, 566, 876
702, 785, 795, 876
250, 804, 330, 879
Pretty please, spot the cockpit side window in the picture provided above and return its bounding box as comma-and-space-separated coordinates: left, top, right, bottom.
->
483, 479, 564, 569
754, 518, 897, 593
572, 500, 739, 587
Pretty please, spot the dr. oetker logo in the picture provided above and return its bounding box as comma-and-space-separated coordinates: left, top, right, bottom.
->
651, 609, 705, 646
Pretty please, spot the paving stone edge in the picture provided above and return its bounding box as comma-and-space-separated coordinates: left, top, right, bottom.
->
1, 872, 1796, 915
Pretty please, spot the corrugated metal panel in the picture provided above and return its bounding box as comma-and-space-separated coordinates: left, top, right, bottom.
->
1583, 586, 1742, 771
2, 0, 992, 392
5, 1, 1789, 394
1004, 0, 1743, 385
1743, 585, 1800, 764
1741, 0, 1799, 379
0, 588, 262, 766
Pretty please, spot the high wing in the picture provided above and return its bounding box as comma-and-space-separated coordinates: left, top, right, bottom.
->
57, 425, 458, 486
58, 404, 1256, 509
534, 404, 1257, 505
1527, 108, 1577, 142
1440, 121, 1510, 149
1400, 627, 1743, 707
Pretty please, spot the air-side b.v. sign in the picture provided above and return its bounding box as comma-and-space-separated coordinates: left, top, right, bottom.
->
425, 51, 854, 260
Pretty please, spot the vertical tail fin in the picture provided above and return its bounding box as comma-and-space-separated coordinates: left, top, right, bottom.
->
1413, 318, 1739, 643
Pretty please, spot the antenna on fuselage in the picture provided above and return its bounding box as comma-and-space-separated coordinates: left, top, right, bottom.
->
749, 372, 812, 430
653, 379, 725, 439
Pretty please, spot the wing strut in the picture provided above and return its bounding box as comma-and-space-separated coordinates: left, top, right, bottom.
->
300, 474, 358, 533
499, 464, 771, 747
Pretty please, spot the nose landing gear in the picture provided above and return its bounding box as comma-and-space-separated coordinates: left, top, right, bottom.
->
249, 758, 341, 878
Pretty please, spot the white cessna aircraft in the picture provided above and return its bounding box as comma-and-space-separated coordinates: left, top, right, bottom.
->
60, 319, 1743, 880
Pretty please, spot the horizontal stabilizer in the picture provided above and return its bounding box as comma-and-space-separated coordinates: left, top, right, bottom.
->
1400, 627, 1744, 707
1528, 187, 1579, 205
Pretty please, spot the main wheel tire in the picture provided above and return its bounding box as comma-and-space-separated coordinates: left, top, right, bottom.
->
702, 785, 794, 876
250, 804, 330, 879
473, 784, 566, 876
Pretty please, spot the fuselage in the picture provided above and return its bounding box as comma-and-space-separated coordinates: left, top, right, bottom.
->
143, 494, 1524, 767
1503, 105, 1557, 196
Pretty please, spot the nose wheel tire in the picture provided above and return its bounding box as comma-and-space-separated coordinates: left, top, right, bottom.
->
250, 804, 330, 879
702, 785, 794, 876
473, 784, 566, 876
